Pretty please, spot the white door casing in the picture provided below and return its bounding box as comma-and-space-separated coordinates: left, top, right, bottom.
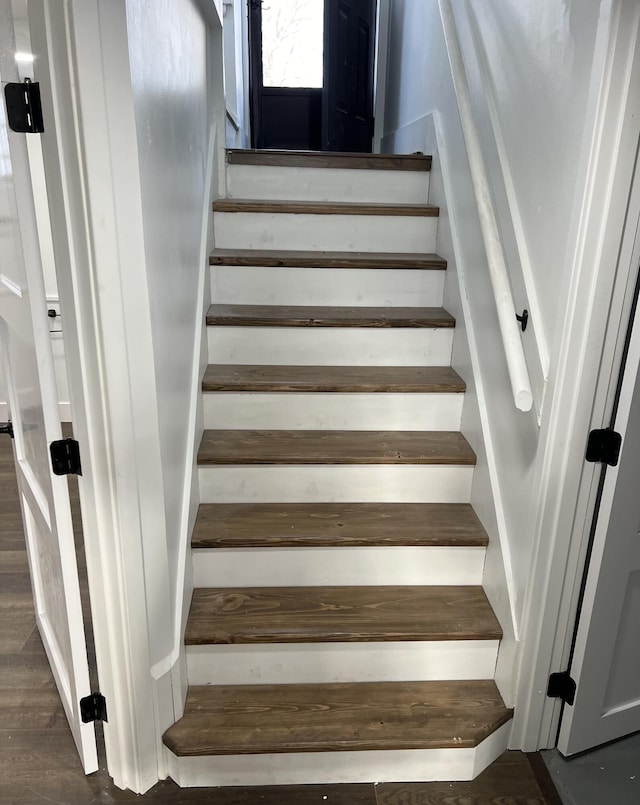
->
557, 220, 640, 756
0, 0, 97, 771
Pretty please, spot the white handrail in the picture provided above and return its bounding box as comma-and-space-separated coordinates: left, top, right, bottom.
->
439, 0, 533, 412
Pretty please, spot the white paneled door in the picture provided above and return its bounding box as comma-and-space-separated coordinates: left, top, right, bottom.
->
558, 259, 640, 756
0, 0, 98, 772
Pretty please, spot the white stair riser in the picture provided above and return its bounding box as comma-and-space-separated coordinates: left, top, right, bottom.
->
192, 545, 484, 587
198, 465, 474, 504
186, 640, 498, 686
210, 265, 444, 307
203, 393, 463, 431
208, 327, 453, 366
226, 164, 430, 204
166, 721, 511, 786
213, 212, 438, 253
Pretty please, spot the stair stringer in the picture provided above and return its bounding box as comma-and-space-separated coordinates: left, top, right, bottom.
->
393, 113, 519, 706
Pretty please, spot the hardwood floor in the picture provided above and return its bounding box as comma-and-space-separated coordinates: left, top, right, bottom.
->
0, 436, 561, 803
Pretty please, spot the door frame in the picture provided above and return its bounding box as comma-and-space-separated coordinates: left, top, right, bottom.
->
244, 0, 387, 152
372, 0, 390, 153
511, 0, 640, 751
28, 0, 226, 792
556, 205, 640, 753
29, 0, 161, 791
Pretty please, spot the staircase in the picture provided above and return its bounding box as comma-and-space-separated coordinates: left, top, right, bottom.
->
163, 149, 512, 787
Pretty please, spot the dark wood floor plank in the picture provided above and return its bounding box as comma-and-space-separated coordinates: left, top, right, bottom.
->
163, 680, 511, 756
0, 688, 67, 729
206, 304, 455, 328
209, 248, 446, 269
202, 365, 465, 393
0, 772, 377, 805
213, 200, 439, 217
192, 503, 488, 549
0, 550, 29, 571
186, 586, 501, 645
376, 750, 550, 804
197, 430, 476, 466
227, 149, 431, 172
0, 617, 37, 654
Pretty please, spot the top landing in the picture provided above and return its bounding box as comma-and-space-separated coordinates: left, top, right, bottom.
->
226, 149, 431, 172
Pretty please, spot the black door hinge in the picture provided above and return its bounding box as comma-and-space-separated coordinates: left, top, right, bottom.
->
547, 671, 576, 705
50, 438, 82, 476
586, 428, 622, 467
80, 692, 107, 723
4, 78, 44, 133
0, 421, 14, 438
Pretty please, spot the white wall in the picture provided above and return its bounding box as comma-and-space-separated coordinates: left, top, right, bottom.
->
223, 0, 250, 148
124, 0, 213, 670
379, 0, 611, 631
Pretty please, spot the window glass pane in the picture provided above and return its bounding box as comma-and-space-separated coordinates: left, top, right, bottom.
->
262, 0, 324, 88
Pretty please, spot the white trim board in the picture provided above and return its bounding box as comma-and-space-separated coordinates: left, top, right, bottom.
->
31, 0, 165, 791
0, 402, 71, 422
198, 464, 474, 504
210, 264, 444, 308
207, 327, 454, 366
212, 211, 438, 253
225, 164, 429, 204
186, 640, 500, 685
191, 545, 485, 587
202, 392, 463, 431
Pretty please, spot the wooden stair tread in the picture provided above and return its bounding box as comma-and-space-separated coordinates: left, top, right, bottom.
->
213, 199, 439, 217
162, 680, 512, 756
203, 365, 465, 393
186, 585, 502, 645
197, 430, 476, 466
209, 248, 447, 269
192, 503, 488, 549
226, 149, 432, 172
206, 304, 455, 328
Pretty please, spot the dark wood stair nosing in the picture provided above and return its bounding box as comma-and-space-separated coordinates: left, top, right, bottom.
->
205, 304, 456, 329
226, 149, 432, 172
212, 199, 440, 217
209, 248, 447, 270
